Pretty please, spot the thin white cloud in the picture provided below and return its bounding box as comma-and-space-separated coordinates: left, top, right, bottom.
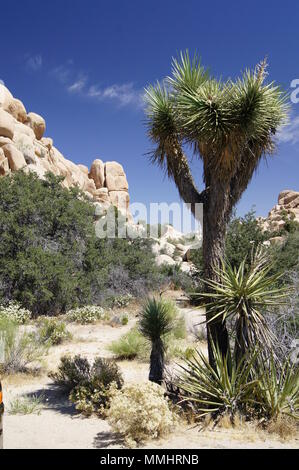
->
25, 54, 42, 71
0, 79, 4, 85
50, 60, 143, 109
88, 82, 143, 107
51, 64, 72, 84
68, 76, 87, 94
277, 115, 299, 144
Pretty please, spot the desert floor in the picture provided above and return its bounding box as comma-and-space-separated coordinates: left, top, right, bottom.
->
3, 299, 299, 449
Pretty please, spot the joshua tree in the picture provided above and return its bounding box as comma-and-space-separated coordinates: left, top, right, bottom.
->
145, 52, 289, 364
139, 298, 173, 384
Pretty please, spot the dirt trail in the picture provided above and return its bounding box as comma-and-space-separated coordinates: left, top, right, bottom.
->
3, 307, 298, 449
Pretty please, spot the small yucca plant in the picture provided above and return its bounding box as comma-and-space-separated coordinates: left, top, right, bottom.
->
197, 250, 289, 364
255, 355, 299, 420
177, 343, 258, 421
139, 298, 174, 384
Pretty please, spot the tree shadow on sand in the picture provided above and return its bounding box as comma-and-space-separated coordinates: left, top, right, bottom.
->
23, 386, 77, 416
93, 431, 124, 449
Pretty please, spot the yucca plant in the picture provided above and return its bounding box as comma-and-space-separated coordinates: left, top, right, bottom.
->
255, 355, 299, 420
177, 343, 258, 421
196, 250, 289, 364
145, 51, 289, 363
139, 298, 174, 384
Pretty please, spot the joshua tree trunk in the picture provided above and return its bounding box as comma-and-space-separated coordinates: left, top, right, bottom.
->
149, 338, 165, 385
234, 314, 250, 366
202, 176, 232, 365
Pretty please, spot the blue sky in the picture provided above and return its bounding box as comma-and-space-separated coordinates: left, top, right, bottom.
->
0, 0, 298, 223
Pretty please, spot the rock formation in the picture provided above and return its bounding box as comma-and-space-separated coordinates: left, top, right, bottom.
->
0, 83, 131, 219
258, 189, 299, 233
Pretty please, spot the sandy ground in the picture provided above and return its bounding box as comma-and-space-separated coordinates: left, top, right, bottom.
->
2, 304, 299, 449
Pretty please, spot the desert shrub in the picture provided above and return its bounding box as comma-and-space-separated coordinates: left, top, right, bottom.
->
0, 301, 31, 324
66, 305, 107, 324
159, 263, 194, 291
51, 355, 123, 416
49, 355, 91, 392
70, 361, 123, 416
107, 382, 176, 447
0, 317, 46, 374
225, 209, 268, 270
108, 328, 148, 360
104, 293, 133, 309
37, 318, 72, 345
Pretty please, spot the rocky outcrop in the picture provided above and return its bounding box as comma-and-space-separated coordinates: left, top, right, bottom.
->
259, 189, 299, 233
0, 83, 131, 219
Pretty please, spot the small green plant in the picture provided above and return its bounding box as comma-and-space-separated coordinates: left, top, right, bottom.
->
121, 314, 129, 326
108, 328, 148, 360
37, 318, 72, 345
107, 382, 176, 447
0, 301, 31, 324
0, 317, 46, 375
66, 306, 107, 324
9, 394, 44, 415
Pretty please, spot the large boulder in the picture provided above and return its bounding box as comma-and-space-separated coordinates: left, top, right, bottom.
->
155, 254, 176, 267
77, 164, 89, 176
89, 159, 105, 189
26, 112, 46, 140
0, 109, 14, 139
0, 136, 12, 148
0, 84, 13, 109
105, 161, 128, 191
0, 148, 9, 175
13, 132, 37, 164
2, 143, 26, 171
94, 187, 110, 203
109, 190, 130, 210
14, 122, 35, 139
4, 98, 27, 123
40, 137, 53, 151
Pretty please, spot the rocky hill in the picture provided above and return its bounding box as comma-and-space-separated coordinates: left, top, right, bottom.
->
258, 189, 299, 235
0, 83, 131, 219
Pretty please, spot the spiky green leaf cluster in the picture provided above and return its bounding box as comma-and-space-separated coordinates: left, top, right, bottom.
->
145, 51, 289, 176
197, 250, 290, 352
139, 298, 174, 342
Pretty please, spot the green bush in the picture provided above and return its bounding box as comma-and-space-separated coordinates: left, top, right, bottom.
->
66, 306, 107, 324
0, 317, 46, 374
108, 328, 148, 360
0, 172, 162, 316
37, 318, 72, 345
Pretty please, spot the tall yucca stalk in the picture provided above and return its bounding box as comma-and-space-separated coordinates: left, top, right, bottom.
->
145, 51, 289, 365
197, 250, 289, 364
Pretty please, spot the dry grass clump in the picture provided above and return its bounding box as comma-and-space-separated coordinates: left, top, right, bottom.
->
266, 415, 298, 440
